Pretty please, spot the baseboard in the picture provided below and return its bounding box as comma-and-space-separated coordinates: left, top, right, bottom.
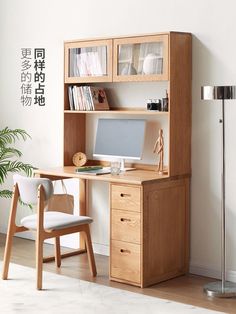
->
92, 242, 109, 256
190, 263, 236, 283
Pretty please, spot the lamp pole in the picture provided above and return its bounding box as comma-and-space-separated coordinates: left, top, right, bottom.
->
201, 85, 236, 297
221, 98, 226, 292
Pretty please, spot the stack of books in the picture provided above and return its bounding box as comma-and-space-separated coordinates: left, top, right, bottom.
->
68, 86, 109, 111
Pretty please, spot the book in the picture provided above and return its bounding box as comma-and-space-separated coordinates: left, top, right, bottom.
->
90, 87, 109, 110
68, 85, 110, 111
76, 165, 103, 172
75, 166, 111, 175
68, 86, 75, 110
72, 86, 79, 110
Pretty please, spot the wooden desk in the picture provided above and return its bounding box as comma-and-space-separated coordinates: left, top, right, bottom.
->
35, 167, 190, 288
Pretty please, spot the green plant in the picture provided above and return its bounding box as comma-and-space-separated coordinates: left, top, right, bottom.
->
0, 127, 34, 200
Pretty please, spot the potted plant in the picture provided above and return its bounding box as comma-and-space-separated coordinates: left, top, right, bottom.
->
0, 127, 34, 200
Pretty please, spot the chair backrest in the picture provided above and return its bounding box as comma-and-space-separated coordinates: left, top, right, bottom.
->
13, 174, 53, 205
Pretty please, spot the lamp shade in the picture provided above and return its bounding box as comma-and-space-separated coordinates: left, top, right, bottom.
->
201, 86, 236, 100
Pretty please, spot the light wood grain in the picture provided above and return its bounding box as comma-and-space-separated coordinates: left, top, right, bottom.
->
110, 239, 141, 284
2, 184, 20, 280
54, 237, 61, 267
64, 113, 85, 166
111, 209, 141, 244
2, 183, 97, 290
142, 178, 189, 287
60, 31, 192, 289
79, 179, 87, 250
111, 184, 141, 212
83, 224, 97, 277
34, 167, 171, 185
168, 32, 192, 176
64, 108, 169, 115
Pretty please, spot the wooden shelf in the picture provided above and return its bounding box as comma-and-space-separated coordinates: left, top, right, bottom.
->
64, 108, 169, 115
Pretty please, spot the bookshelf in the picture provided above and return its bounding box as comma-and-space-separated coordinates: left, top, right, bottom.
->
63, 32, 191, 177
62, 32, 192, 288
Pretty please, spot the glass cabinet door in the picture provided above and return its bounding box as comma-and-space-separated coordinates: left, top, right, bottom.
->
113, 35, 168, 82
65, 39, 112, 83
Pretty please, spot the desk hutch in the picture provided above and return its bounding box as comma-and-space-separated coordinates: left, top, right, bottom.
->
36, 32, 191, 288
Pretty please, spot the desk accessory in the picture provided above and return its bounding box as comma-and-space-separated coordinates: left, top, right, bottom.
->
110, 161, 121, 175
76, 165, 103, 172
72, 152, 87, 167
147, 99, 161, 111
201, 85, 236, 297
90, 87, 109, 110
76, 167, 110, 175
153, 129, 164, 174
162, 90, 169, 111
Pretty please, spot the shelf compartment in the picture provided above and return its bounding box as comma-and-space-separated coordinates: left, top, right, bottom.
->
64, 108, 169, 115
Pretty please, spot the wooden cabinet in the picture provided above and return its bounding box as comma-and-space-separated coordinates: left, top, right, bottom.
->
110, 183, 142, 285
64, 39, 112, 83
113, 34, 169, 82
64, 34, 168, 84
63, 31, 192, 288
110, 178, 189, 288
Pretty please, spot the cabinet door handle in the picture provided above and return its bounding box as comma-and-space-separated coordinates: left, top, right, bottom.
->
120, 249, 131, 254
120, 218, 131, 222
120, 193, 131, 197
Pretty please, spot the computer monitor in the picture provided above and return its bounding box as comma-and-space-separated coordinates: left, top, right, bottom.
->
93, 118, 146, 170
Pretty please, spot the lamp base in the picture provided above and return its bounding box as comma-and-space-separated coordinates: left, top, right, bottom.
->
204, 281, 236, 298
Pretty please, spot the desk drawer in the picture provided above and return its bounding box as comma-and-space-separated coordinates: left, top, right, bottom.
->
110, 240, 141, 284
111, 210, 141, 244
111, 185, 141, 212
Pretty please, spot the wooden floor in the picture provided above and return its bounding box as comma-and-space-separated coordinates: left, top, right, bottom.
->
0, 234, 236, 314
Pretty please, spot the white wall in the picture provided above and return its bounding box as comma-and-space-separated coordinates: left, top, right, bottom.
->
1, 0, 236, 280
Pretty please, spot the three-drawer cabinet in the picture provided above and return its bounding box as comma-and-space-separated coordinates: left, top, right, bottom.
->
110, 184, 141, 285
110, 178, 190, 288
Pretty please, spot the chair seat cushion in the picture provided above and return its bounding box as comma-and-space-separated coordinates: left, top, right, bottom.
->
20, 211, 93, 231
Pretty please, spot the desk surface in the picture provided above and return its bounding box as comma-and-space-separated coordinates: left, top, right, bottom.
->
34, 166, 169, 185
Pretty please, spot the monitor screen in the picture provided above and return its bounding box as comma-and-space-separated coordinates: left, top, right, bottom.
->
94, 118, 146, 160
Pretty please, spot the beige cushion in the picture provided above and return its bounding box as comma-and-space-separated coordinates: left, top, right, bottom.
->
21, 211, 92, 231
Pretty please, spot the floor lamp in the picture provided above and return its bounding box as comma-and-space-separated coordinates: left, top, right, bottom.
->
201, 85, 236, 297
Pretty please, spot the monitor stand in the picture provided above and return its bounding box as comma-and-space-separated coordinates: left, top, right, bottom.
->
120, 159, 135, 172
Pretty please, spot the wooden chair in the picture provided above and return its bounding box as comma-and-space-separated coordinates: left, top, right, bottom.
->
2, 174, 97, 290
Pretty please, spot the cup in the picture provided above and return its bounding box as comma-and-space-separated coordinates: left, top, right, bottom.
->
110, 161, 121, 175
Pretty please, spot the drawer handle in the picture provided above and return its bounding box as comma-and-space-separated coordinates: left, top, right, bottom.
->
120, 193, 131, 197
120, 249, 131, 254
120, 218, 131, 222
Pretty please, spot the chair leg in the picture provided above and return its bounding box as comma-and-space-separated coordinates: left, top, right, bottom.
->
2, 184, 19, 280
36, 237, 44, 290
54, 237, 61, 267
2, 228, 15, 280
83, 225, 97, 277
